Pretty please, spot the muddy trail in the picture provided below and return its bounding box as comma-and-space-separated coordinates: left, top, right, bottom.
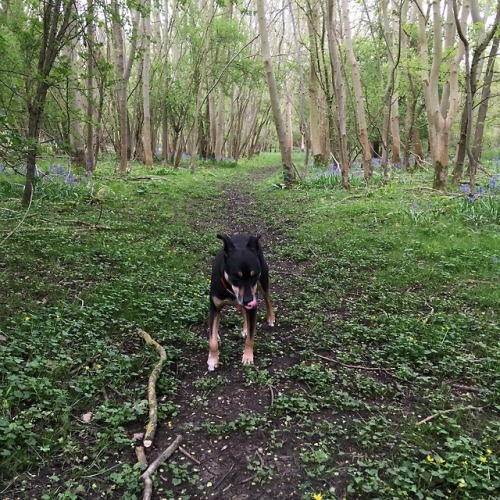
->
145, 166, 328, 499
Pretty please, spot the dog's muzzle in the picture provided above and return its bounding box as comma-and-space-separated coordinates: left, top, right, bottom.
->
243, 298, 258, 309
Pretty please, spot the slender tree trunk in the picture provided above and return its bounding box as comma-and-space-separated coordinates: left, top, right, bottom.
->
256, 0, 295, 184
111, 1, 140, 174
326, 0, 349, 189
22, 0, 73, 207
86, 0, 95, 172
190, 0, 212, 172
416, 0, 469, 190
142, 0, 153, 169
472, 35, 499, 163
453, 3, 500, 182
307, 0, 324, 167
214, 90, 225, 161
342, 0, 372, 180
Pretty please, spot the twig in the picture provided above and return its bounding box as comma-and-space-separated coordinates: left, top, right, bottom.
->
140, 435, 183, 500
136, 327, 167, 447
214, 463, 235, 490
269, 385, 275, 406
451, 384, 481, 393
313, 352, 395, 373
0, 188, 33, 246
179, 446, 201, 465
416, 405, 482, 426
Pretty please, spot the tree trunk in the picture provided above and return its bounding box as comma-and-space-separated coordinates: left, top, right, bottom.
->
214, 90, 225, 161
342, 0, 372, 181
111, 1, 140, 174
256, 0, 295, 184
142, 0, 153, 169
453, 3, 500, 182
416, 0, 469, 190
22, 0, 73, 207
86, 0, 95, 172
326, 0, 349, 189
307, 0, 325, 167
472, 35, 499, 163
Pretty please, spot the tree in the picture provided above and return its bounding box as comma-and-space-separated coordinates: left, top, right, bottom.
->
326, 0, 349, 189
22, 0, 76, 207
453, 1, 500, 183
256, 0, 295, 185
342, 0, 373, 180
141, 0, 153, 169
111, 0, 140, 175
416, 0, 469, 190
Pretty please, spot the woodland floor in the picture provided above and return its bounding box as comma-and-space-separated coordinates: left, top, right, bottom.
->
1, 158, 498, 499
135, 165, 318, 499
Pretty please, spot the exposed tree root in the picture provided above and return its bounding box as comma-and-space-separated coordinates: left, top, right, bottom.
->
140, 435, 183, 500
136, 327, 167, 447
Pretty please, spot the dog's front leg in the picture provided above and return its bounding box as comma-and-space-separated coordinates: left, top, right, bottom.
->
242, 307, 257, 366
208, 302, 221, 371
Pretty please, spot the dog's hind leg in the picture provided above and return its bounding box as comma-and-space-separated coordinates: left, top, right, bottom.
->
242, 308, 257, 365
207, 302, 221, 371
258, 281, 275, 327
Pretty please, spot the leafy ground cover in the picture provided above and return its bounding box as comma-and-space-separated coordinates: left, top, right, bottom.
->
0, 154, 498, 499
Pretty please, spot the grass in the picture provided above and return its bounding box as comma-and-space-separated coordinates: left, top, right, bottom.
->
0, 152, 499, 498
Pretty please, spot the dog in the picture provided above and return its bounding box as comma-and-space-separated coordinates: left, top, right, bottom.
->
207, 234, 275, 371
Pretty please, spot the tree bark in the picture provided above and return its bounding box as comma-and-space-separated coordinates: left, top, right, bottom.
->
256, 0, 295, 184
453, 2, 500, 182
416, 0, 469, 190
342, 0, 372, 180
326, 0, 349, 189
142, 0, 153, 169
471, 35, 499, 164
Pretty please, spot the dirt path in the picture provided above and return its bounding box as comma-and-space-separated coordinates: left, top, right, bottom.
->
149, 166, 314, 499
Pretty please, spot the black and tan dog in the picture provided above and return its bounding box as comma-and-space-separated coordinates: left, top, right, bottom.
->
207, 234, 275, 371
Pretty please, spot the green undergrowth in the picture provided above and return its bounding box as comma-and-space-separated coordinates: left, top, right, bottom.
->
1, 153, 499, 498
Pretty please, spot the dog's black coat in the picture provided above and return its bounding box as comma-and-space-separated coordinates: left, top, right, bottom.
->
207, 234, 274, 371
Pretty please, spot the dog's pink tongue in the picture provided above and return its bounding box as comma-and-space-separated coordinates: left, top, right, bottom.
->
246, 298, 258, 309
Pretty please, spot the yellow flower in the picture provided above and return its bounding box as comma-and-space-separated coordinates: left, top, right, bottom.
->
486, 449, 492, 455
25, 316, 30, 321
313, 494, 323, 500
95, 364, 102, 370
480, 456, 488, 463
426, 455, 434, 462
437, 458, 445, 464
85, 366, 90, 371
458, 479, 466, 488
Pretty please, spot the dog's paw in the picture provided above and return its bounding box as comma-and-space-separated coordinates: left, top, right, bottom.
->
242, 352, 254, 365
207, 355, 219, 371
267, 315, 275, 327
241, 328, 247, 338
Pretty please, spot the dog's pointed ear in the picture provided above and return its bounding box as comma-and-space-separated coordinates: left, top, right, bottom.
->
217, 234, 235, 254
246, 235, 261, 251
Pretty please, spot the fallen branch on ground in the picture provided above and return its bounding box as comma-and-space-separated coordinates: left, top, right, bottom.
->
135, 445, 148, 470
140, 435, 183, 500
313, 352, 395, 373
136, 327, 167, 447
416, 405, 483, 426
179, 446, 201, 465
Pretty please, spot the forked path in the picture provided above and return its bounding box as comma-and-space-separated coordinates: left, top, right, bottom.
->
151, 165, 312, 499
